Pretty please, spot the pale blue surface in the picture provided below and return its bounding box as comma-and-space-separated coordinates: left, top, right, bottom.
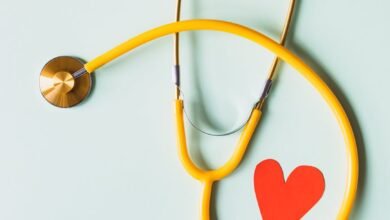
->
0, 0, 388, 219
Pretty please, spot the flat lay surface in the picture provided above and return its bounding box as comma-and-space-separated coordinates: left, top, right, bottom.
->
0, 0, 388, 219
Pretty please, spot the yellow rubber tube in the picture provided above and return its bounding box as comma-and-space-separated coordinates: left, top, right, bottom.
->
84, 19, 358, 219
201, 180, 213, 220
174, 100, 262, 181
175, 99, 261, 220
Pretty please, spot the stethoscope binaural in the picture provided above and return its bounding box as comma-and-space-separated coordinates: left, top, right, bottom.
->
38, 1, 359, 219
173, 0, 294, 137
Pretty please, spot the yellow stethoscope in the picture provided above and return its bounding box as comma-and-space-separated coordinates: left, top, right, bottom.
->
39, 0, 358, 219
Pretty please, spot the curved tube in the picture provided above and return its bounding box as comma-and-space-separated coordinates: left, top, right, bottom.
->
174, 100, 262, 181
83, 19, 358, 219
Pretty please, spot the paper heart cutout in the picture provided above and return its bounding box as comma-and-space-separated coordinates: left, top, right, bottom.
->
254, 159, 325, 220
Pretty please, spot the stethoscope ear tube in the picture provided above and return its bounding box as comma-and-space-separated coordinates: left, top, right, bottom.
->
172, 0, 296, 133
174, 99, 262, 181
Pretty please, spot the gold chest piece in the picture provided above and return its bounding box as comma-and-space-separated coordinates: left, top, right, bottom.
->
39, 56, 92, 108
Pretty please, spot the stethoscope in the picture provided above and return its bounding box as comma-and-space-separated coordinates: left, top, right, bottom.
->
39, 0, 359, 219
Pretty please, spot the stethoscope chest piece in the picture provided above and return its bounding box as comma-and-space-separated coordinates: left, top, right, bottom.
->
39, 56, 92, 108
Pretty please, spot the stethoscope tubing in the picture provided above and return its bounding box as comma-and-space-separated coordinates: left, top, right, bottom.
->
81, 19, 358, 220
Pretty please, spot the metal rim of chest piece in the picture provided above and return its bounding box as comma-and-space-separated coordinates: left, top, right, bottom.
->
39, 56, 92, 108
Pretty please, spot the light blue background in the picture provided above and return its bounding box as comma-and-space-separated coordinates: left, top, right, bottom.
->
0, 0, 388, 219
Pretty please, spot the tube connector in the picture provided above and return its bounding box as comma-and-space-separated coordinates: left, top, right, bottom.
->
256, 79, 273, 110
172, 65, 181, 99
72, 67, 89, 79
172, 65, 181, 86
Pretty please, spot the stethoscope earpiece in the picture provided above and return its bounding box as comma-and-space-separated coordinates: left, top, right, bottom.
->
39, 56, 92, 108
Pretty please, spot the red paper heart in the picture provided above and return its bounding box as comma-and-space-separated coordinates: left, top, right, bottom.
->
254, 159, 325, 220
